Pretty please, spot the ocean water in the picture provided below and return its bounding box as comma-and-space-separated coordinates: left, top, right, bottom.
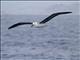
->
1, 15, 80, 60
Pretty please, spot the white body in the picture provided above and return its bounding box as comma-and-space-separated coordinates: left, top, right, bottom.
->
32, 22, 46, 28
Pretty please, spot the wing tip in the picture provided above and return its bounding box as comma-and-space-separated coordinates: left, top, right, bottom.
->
8, 27, 12, 29
65, 12, 72, 14
8, 26, 15, 29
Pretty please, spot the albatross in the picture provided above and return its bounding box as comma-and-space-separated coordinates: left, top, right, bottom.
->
8, 12, 72, 29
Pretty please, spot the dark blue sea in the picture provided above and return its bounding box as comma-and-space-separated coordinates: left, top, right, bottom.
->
1, 15, 80, 60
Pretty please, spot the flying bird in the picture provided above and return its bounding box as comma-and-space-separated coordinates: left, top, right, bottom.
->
8, 12, 72, 29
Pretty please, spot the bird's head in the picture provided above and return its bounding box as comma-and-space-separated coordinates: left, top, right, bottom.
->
31, 22, 39, 27
32, 22, 39, 25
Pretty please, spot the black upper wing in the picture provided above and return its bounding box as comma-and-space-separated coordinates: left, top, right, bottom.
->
8, 22, 32, 29
40, 12, 72, 24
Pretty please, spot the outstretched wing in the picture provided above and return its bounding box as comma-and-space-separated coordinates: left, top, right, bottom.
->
40, 12, 72, 24
8, 22, 32, 29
